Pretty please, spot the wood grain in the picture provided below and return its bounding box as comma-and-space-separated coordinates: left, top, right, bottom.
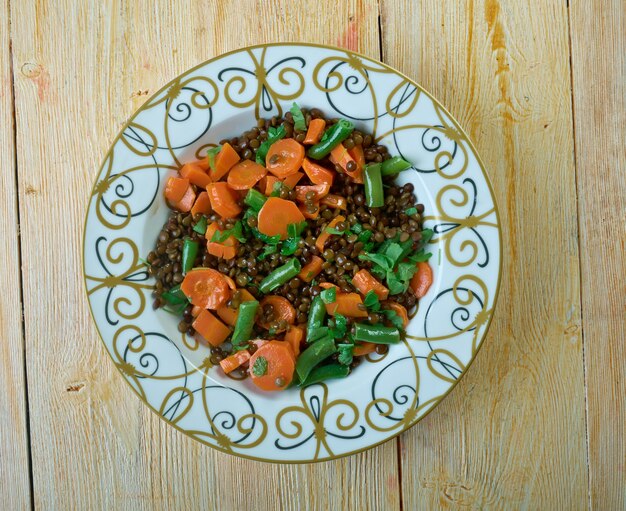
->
380, 0, 588, 508
569, 1, 626, 508
10, 0, 399, 509
0, 0, 31, 509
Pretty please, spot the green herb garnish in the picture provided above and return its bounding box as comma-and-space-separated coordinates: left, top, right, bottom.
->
211, 220, 246, 243
206, 145, 221, 170
405, 207, 418, 216
290, 102, 307, 131
256, 125, 286, 164
320, 287, 337, 304
192, 216, 208, 235
252, 356, 268, 376
337, 343, 354, 366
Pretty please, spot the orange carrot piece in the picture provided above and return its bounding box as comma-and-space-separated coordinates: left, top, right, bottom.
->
257, 197, 305, 240
227, 160, 268, 190
181, 268, 231, 310
383, 301, 409, 328
298, 255, 323, 283
329, 143, 357, 175
260, 175, 279, 195
325, 292, 368, 318
282, 171, 304, 189
180, 162, 212, 189
346, 145, 365, 183
352, 269, 389, 300
191, 191, 213, 216
173, 185, 196, 213
294, 183, 331, 202
266, 138, 305, 178
191, 305, 203, 317
320, 194, 347, 210
216, 289, 256, 326
301, 158, 335, 185
165, 176, 190, 204
410, 262, 433, 298
299, 203, 320, 220
284, 325, 304, 357
192, 309, 231, 347
195, 157, 210, 172
207, 182, 242, 218
315, 215, 345, 252
257, 295, 297, 331
205, 222, 238, 260
219, 350, 251, 374
353, 342, 377, 356
303, 118, 326, 145
319, 282, 338, 290
210, 142, 240, 181
249, 341, 296, 391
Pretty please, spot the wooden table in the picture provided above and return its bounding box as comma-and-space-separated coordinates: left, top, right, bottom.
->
2, 1, 624, 509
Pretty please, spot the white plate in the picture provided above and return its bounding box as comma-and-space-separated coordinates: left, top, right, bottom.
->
83, 43, 502, 462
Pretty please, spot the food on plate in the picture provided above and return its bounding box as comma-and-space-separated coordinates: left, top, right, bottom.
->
146, 104, 433, 391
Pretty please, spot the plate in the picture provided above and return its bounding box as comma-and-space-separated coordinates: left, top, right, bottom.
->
83, 43, 501, 462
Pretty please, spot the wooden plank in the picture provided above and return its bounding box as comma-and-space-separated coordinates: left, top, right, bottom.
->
380, 0, 588, 508
569, 1, 626, 508
10, 0, 399, 509
0, 0, 32, 508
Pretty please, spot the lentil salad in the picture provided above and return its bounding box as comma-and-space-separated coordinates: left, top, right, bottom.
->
146, 104, 434, 391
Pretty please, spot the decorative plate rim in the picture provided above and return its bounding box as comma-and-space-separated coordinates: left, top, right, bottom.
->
82, 41, 502, 463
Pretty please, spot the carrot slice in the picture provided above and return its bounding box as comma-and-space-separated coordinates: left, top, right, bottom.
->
298, 255, 323, 283
294, 183, 331, 203
302, 158, 335, 185
299, 203, 320, 220
325, 292, 368, 318
266, 138, 305, 178
227, 160, 268, 190
207, 182, 242, 218
319, 282, 338, 290
249, 341, 296, 391
329, 143, 356, 172
257, 295, 297, 331
383, 301, 409, 328
191, 305, 203, 317
216, 289, 256, 326
261, 175, 280, 196
181, 268, 231, 309
210, 142, 240, 181
284, 325, 304, 357
219, 350, 251, 374
173, 185, 196, 213
320, 194, 347, 210
303, 118, 326, 145
195, 157, 210, 172
191, 191, 213, 216
352, 269, 389, 300
346, 145, 365, 183
180, 162, 212, 189
315, 215, 345, 252
164, 176, 190, 204
410, 262, 433, 298
192, 309, 231, 347
353, 342, 376, 356
205, 222, 238, 260
257, 197, 305, 240
282, 171, 304, 189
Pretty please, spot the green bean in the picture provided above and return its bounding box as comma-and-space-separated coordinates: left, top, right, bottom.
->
364, 163, 384, 208
181, 238, 199, 275
306, 295, 327, 339
258, 258, 301, 294
192, 216, 207, 234
381, 156, 412, 176
244, 188, 267, 211
307, 119, 354, 160
299, 363, 350, 387
295, 335, 337, 382
161, 284, 187, 305
231, 300, 259, 350
353, 322, 401, 344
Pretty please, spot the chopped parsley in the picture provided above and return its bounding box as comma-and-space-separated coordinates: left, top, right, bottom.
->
290, 102, 307, 131
206, 145, 221, 170
280, 221, 307, 256
337, 343, 354, 366
328, 313, 347, 339
320, 286, 337, 304
405, 207, 418, 216
192, 216, 208, 235
256, 125, 286, 164
252, 356, 268, 376
211, 220, 247, 243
